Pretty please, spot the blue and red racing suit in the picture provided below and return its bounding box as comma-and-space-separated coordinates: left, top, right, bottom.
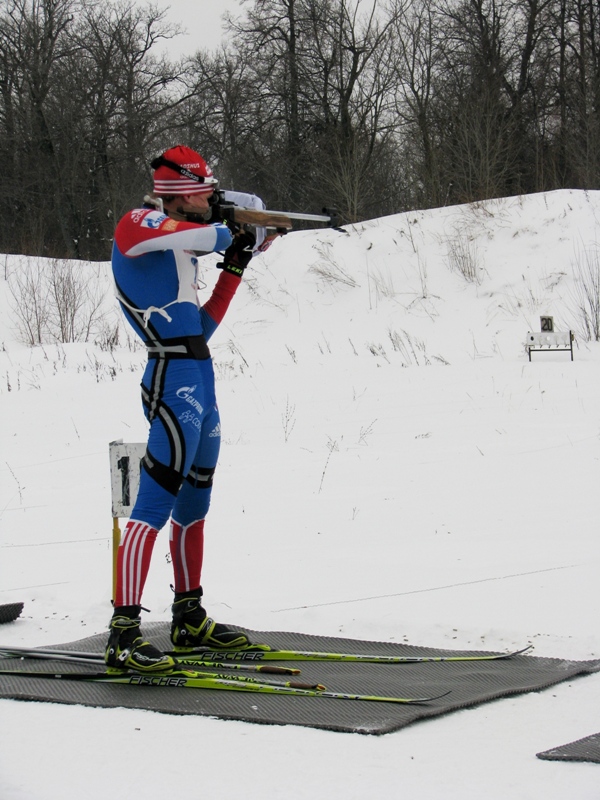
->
111, 204, 242, 605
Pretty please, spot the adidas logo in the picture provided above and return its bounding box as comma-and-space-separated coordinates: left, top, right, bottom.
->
209, 423, 221, 438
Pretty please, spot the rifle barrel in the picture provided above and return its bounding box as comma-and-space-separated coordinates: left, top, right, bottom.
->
265, 210, 333, 223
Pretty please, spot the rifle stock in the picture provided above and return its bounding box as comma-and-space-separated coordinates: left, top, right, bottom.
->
227, 208, 294, 230
171, 203, 293, 230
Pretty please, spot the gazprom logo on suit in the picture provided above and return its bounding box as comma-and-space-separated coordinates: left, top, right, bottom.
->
142, 211, 168, 229
176, 385, 203, 414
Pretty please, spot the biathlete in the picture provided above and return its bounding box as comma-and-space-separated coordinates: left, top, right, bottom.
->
108, 145, 259, 672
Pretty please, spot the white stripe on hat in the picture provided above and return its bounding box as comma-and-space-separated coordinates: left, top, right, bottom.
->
154, 177, 218, 195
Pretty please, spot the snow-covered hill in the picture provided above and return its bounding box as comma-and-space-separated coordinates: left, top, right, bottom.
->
1, 190, 599, 799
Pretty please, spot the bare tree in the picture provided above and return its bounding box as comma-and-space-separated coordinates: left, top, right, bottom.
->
0, 0, 185, 259
220, 0, 401, 218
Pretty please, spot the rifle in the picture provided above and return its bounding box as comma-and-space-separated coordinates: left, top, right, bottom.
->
209, 190, 340, 231
144, 192, 340, 232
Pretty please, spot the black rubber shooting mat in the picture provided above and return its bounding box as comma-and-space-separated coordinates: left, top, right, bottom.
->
1, 624, 599, 735
537, 733, 600, 763
0, 603, 24, 625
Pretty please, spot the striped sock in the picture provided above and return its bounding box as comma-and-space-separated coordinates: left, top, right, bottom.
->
169, 519, 205, 593
114, 520, 158, 607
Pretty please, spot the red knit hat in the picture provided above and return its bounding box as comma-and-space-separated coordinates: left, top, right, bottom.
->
151, 145, 218, 196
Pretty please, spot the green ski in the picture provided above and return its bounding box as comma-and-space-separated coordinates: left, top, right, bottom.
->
0, 644, 299, 675
0, 666, 449, 704
169, 644, 534, 664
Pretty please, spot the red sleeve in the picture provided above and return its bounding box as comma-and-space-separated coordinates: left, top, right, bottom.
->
203, 271, 242, 325
114, 208, 229, 257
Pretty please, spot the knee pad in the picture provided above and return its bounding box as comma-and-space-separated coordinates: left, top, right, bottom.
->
185, 465, 216, 489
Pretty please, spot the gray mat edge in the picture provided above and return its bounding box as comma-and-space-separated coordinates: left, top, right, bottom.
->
536, 732, 600, 763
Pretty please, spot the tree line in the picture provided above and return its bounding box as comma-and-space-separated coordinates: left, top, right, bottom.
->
1, 0, 599, 260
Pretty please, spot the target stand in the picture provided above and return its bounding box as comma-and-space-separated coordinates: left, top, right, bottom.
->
108, 440, 146, 601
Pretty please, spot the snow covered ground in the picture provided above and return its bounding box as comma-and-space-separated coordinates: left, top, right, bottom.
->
0, 189, 599, 799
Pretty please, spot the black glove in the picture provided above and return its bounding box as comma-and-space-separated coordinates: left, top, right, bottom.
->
217, 230, 256, 277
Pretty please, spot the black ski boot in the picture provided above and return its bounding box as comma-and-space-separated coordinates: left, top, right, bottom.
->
105, 606, 176, 673
170, 587, 251, 651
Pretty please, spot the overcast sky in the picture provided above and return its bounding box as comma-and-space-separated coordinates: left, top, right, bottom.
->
152, 1, 378, 58
154, 0, 242, 56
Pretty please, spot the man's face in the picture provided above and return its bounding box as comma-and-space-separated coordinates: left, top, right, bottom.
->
181, 191, 213, 213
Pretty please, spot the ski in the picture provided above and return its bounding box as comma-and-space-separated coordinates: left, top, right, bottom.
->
0, 666, 449, 704
0, 655, 318, 690
0, 642, 532, 668
167, 644, 534, 664
0, 645, 300, 676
